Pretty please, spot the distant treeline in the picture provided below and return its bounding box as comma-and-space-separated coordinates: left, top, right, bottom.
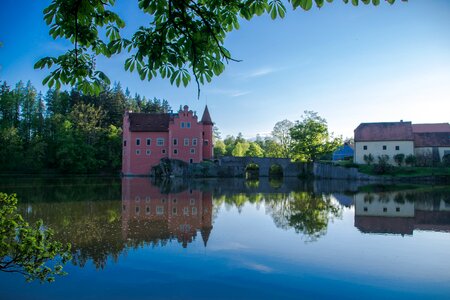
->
0, 80, 170, 173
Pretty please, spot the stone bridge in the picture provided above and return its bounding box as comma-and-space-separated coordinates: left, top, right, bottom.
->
218, 156, 307, 177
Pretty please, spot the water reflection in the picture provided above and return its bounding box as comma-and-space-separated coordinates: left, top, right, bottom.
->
355, 189, 450, 235
5, 177, 450, 272
121, 177, 213, 248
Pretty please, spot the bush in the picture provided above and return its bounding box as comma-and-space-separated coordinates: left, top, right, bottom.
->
363, 153, 374, 165
372, 155, 393, 175
405, 154, 416, 166
416, 152, 433, 167
394, 153, 405, 166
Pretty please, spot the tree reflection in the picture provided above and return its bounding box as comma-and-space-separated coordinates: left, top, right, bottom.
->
266, 192, 342, 241
219, 191, 342, 242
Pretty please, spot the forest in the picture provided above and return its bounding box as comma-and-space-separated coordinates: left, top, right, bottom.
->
0, 80, 169, 173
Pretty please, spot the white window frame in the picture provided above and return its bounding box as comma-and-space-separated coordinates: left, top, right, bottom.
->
184, 138, 189, 146
157, 138, 164, 146
192, 138, 197, 146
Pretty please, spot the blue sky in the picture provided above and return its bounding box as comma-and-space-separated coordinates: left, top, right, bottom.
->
1, 0, 449, 139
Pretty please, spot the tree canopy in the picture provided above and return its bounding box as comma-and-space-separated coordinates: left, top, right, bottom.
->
35, 0, 404, 96
0, 193, 71, 282
290, 111, 342, 162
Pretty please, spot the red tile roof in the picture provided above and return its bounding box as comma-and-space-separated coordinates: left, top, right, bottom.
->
412, 123, 450, 133
128, 113, 171, 132
414, 132, 450, 147
354, 122, 413, 142
201, 105, 213, 125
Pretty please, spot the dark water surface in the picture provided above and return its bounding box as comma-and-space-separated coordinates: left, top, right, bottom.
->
1, 177, 449, 299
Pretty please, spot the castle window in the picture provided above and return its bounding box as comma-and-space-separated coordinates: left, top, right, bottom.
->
136, 138, 141, 146
186, 122, 191, 128
123, 140, 127, 147
190, 148, 195, 154
135, 206, 140, 214
383, 207, 387, 212
156, 206, 164, 215
136, 149, 141, 155
173, 198, 177, 204
146, 149, 151, 155
146, 206, 150, 214
395, 146, 400, 150
146, 138, 151, 146
173, 138, 178, 146
173, 149, 178, 155
190, 198, 195, 205
363, 207, 368, 212
192, 207, 197, 215
172, 207, 177, 215
383, 145, 387, 150
396, 207, 400, 212
162, 149, 166, 154
157, 138, 164, 146
184, 138, 189, 146
363, 145, 367, 150
204, 140, 209, 146
192, 138, 197, 146
184, 207, 189, 215
189, 158, 194, 164
181, 122, 185, 128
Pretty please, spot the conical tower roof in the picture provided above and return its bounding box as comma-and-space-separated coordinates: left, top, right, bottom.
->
200, 226, 213, 247
201, 105, 213, 125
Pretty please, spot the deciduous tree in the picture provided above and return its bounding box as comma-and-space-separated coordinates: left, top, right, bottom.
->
290, 111, 342, 162
36, 0, 404, 95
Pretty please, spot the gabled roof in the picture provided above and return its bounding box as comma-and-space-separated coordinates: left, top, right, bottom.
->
128, 113, 171, 132
354, 122, 413, 142
412, 123, 450, 133
414, 132, 450, 147
200, 105, 213, 125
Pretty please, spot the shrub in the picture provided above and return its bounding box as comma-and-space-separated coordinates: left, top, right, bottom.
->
372, 155, 393, 175
393, 153, 405, 166
363, 153, 374, 165
416, 152, 433, 167
405, 154, 416, 166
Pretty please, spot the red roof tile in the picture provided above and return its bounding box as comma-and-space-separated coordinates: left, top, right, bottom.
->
354, 122, 413, 142
128, 113, 171, 132
200, 105, 213, 125
412, 123, 450, 133
414, 132, 450, 147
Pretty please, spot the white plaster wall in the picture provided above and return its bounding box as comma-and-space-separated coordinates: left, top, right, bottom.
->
354, 141, 414, 164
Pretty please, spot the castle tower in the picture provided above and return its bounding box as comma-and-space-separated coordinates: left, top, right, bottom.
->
201, 105, 214, 160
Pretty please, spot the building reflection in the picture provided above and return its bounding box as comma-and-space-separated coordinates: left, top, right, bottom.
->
354, 190, 450, 235
121, 177, 213, 248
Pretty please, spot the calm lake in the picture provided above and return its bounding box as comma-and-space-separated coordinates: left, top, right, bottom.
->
1, 177, 449, 299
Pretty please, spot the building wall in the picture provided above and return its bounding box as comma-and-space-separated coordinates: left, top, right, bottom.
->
168, 106, 203, 163
415, 147, 450, 162
354, 141, 414, 164
122, 112, 171, 175
202, 123, 213, 160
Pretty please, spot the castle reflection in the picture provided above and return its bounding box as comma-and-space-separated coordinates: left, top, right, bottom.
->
121, 177, 213, 248
354, 189, 450, 235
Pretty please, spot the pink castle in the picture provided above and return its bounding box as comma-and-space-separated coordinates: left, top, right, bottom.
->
122, 105, 214, 176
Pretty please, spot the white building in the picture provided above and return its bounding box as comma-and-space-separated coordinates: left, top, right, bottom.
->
354, 121, 450, 165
